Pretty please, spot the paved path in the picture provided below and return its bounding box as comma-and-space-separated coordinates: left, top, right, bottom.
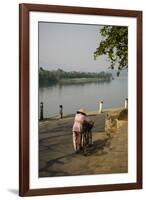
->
39, 113, 128, 177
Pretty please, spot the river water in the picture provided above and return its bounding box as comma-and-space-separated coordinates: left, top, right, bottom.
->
39, 77, 128, 118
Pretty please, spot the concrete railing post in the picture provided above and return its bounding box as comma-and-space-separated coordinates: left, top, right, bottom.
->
98, 101, 103, 113
59, 105, 63, 119
124, 98, 128, 109
40, 102, 44, 120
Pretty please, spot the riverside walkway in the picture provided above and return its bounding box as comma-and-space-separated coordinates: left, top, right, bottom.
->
39, 111, 128, 177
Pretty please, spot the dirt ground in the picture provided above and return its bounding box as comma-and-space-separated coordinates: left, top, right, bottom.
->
39, 112, 128, 177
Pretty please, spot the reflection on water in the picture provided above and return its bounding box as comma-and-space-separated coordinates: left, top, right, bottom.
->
39, 77, 128, 118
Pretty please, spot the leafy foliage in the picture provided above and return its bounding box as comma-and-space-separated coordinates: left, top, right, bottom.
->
94, 26, 128, 76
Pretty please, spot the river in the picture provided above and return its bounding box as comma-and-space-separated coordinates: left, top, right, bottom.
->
39, 77, 128, 118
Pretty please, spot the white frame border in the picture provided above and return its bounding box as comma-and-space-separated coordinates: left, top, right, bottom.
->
29, 12, 137, 189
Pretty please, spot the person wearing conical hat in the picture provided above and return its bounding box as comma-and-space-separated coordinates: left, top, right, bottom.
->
72, 108, 87, 153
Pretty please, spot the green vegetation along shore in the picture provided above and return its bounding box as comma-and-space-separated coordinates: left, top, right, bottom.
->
39, 68, 112, 87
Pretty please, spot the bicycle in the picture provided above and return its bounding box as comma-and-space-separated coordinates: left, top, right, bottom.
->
80, 120, 94, 156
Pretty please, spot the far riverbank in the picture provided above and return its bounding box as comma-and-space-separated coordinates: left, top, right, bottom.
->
39, 68, 112, 87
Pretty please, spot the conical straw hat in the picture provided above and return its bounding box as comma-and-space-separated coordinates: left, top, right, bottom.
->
77, 108, 86, 115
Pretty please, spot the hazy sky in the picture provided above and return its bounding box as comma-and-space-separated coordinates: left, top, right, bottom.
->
39, 22, 110, 72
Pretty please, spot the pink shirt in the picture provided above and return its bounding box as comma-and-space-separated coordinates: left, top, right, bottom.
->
72, 113, 86, 133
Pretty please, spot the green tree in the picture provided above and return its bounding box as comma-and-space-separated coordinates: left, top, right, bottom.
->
94, 26, 128, 76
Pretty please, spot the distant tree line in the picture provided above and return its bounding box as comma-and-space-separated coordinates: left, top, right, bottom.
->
39, 67, 112, 86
